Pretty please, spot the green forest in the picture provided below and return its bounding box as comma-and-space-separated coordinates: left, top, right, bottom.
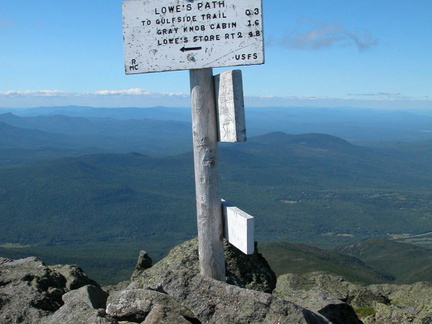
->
1, 109, 432, 284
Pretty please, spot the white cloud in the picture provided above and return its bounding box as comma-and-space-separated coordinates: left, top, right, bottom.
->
0, 90, 71, 97
344, 30, 378, 52
347, 92, 411, 100
88, 88, 189, 98
0, 88, 189, 98
247, 94, 331, 101
244, 92, 432, 109
0, 88, 191, 108
91, 88, 152, 96
280, 21, 378, 52
1, 89, 431, 109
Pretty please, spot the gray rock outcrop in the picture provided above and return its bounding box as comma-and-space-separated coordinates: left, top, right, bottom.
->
2, 238, 431, 323
106, 288, 199, 323
274, 272, 432, 324
0, 256, 106, 324
131, 238, 276, 293
274, 273, 362, 324
109, 239, 328, 323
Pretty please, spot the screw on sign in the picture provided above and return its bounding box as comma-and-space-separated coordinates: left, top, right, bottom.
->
122, 0, 264, 281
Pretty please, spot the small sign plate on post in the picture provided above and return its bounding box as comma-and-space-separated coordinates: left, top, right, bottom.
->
122, 0, 264, 74
214, 70, 246, 142
222, 200, 254, 255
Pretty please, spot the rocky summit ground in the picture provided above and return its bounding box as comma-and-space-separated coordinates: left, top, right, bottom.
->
1, 239, 431, 323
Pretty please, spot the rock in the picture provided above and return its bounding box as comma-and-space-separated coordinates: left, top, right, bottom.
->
125, 239, 327, 323
348, 286, 390, 308
42, 284, 112, 324
225, 241, 277, 293
62, 285, 109, 309
0, 256, 107, 324
3, 238, 432, 324
106, 288, 199, 323
130, 238, 199, 289
42, 298, 114, 324
160, 269, 329, 323
50, 264, 99, 291
274, 272, 357, 300
274, 273, 363, 324
318, 301, 363, 324
142, 304, 194, 324
0, 257, 67, 323
136, 250, 153, 270
275, 272, 432, 324
131, 238, 276, 293
360, 282, 432, 324
131, 250, 153, 280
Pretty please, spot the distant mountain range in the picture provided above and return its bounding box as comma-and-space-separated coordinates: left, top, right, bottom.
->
2, 105, 432, 143
0, 106, 192, 121
0, 112, 193, 161
3, 106, 432, 164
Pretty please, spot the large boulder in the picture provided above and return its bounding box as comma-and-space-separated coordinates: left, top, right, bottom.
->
275, 272, 432, 324
0, 257, 110, 324
106, 288, 199, 323
50, 264, 100, 291
107, 271, 328, 323
274, 273, 363, 324
155, 269, 328, 323
43, 284, 114, 324
0, 257, 67, 323
360, 282, 432, 324
131, 238, 276, 293
5, 239, 431, 323
113, 239, 328, 323
225, 241, 277, 293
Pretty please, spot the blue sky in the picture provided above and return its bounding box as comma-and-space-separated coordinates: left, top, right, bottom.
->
0, 0, 431, 109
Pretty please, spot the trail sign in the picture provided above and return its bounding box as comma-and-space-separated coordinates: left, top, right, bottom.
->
121, 0, 265, 281
122, 0, 264, 74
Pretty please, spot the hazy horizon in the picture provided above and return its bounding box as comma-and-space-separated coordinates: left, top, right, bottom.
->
1, 0, 431, 109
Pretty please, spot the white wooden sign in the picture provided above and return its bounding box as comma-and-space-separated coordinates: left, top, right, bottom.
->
222, 200, 254, 255
122, 0, 264, 74
214, 70, 246, 142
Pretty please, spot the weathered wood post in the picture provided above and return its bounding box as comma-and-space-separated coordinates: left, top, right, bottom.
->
190, 68, 225, 280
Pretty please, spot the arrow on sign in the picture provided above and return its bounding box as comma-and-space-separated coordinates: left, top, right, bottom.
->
180, 46, 202, 52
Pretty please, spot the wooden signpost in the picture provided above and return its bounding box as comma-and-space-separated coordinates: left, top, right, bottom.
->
189, 68, 225, 280
122, 0, 264, 281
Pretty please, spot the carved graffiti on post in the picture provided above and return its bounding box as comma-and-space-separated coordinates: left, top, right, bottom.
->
122, 0, 264, 74
214, 70, 246, 142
